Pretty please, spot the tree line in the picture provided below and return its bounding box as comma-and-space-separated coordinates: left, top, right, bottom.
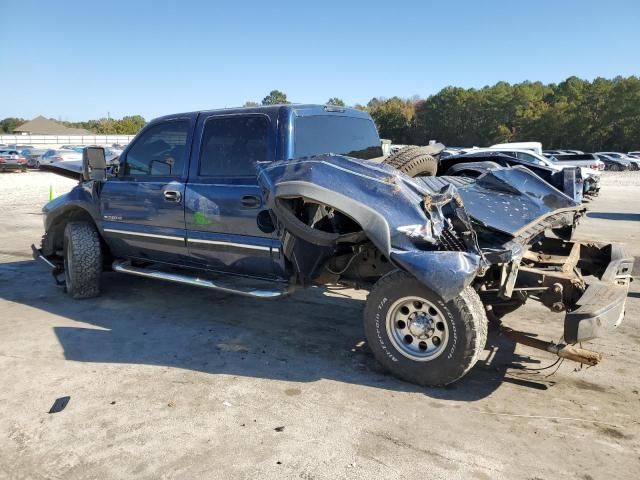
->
366, 76, 640, 152
4, 77, 638, 150
249, 78, 640, 152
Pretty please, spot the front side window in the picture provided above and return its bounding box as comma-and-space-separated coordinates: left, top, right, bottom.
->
199, 115, 270, 177
123, 120, 189, 177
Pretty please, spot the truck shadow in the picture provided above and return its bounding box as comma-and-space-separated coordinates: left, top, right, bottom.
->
586, 212, 640, 221
1, 259, 553, 401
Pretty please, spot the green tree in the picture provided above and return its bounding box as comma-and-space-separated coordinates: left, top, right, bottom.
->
243, 101, 259, 107
368, 97, 416, 143
0, 117, 26, 133
114, 115, 146, 134
262, 90, 289, 105
326, 97, 345, 106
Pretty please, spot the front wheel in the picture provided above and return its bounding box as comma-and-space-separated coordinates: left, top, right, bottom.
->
363, 271, 487, 386
63, 222, 103, 298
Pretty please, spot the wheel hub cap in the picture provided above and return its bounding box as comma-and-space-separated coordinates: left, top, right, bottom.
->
408, 312, 434, 338
385, 296, 449, 362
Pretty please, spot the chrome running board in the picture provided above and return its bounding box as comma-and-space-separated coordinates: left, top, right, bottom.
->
112, 260, 291, 299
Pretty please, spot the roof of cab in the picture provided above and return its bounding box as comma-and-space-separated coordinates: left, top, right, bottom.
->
149, 104, 371, 124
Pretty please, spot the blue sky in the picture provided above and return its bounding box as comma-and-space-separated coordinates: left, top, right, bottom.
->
1, 0, 639, 121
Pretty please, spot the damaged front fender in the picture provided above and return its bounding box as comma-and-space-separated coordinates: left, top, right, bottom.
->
257, 155, 485, 300
390, 250, 482, 300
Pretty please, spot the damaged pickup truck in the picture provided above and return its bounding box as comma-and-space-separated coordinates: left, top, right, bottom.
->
33, 105, 633, 386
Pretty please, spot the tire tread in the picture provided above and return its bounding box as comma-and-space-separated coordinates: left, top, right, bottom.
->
64, 222, 102, 299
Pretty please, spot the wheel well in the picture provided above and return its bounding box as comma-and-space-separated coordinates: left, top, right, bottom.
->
273, 197, 394, 286
45, 208, 109, 260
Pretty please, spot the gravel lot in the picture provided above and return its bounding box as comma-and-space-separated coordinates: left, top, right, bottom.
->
0, 170, 639, 479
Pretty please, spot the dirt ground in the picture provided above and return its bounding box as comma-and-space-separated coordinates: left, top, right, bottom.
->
0, 171, 638, 480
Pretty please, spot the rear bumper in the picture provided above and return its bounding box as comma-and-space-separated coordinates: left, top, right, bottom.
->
564, 244, 633, 342
0, 162, 26, 171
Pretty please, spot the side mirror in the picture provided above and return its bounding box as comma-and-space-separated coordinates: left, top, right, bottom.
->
83, 147, 107, 181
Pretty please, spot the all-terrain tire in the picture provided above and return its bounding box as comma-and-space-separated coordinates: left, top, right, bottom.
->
363, 271, 487, 386
63, 222, 103, 299
382, 146, 438, 177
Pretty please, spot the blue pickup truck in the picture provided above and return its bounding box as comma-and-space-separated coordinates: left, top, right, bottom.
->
34, 104, 633, 386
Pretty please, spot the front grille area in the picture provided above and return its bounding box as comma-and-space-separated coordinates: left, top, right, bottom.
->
440, 228, 467, 251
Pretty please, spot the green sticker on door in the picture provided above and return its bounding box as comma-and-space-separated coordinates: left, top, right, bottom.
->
193, 211, 211, 225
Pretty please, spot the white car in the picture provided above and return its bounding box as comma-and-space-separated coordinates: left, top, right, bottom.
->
38, 149, 83, 167
490, 141, 543, 155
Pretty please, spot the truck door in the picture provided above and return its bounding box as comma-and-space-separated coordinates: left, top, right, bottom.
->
99, 117, 195, 264
184, 113, 282, 278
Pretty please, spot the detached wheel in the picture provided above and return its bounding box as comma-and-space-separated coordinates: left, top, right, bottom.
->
63, 222, 103, 299
363, 271, 487, 386
382, 146, 438, 177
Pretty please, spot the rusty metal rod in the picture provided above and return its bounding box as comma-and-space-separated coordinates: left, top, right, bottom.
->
500, 326, 602, 366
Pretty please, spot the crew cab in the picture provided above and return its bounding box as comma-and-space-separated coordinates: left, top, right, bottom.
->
33, 105, 632, 387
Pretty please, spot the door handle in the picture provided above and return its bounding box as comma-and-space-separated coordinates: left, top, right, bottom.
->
241, 195, 261, 208
164, 190, 182, 203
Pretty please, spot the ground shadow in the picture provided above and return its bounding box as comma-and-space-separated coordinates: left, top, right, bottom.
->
0, 259, 556, 402
587, 212, 640, 221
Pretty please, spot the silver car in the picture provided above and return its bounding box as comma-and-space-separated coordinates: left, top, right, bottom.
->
595, 152, 639, 170
38, 149, 83, 167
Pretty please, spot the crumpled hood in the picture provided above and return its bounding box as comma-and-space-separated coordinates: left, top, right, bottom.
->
413, 166, 582, 238
40, 160, 83, 181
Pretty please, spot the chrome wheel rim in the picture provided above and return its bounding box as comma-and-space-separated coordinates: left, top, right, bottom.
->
386, 296, 449, 361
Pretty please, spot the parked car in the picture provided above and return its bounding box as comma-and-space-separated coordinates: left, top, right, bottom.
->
490, 141, 542, 154
72, 146, 123, 166
0, 149, 28, 172
543, 152, 604, 171
39, 149, 83, 167
595, 154, 630, 171
33, 105, 632, 387
595, 152, 640, 170
628, 151, 640, 159
20, 148, 47, 168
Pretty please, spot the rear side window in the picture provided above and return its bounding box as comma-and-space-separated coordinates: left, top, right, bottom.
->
123, 120, 189, 177
199, 115, 270, 177
554, 154, 596, 161
294, 115, 382, 160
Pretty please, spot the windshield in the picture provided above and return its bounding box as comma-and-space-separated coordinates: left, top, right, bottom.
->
294, 115, 382, 160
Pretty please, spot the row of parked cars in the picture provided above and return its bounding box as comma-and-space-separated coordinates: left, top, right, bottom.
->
0, 144, 125, 172
544, 149, 640, 171
438, 142, 603, 203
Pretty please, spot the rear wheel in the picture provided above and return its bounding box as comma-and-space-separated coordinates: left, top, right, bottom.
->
382, 146, 438, 177
363, 271, 487, 386
63, 222, 103, 299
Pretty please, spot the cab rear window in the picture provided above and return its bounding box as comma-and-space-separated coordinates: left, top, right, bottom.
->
294, 115, 382, 160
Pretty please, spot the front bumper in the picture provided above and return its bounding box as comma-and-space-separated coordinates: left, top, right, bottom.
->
564, 244, 633, 342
